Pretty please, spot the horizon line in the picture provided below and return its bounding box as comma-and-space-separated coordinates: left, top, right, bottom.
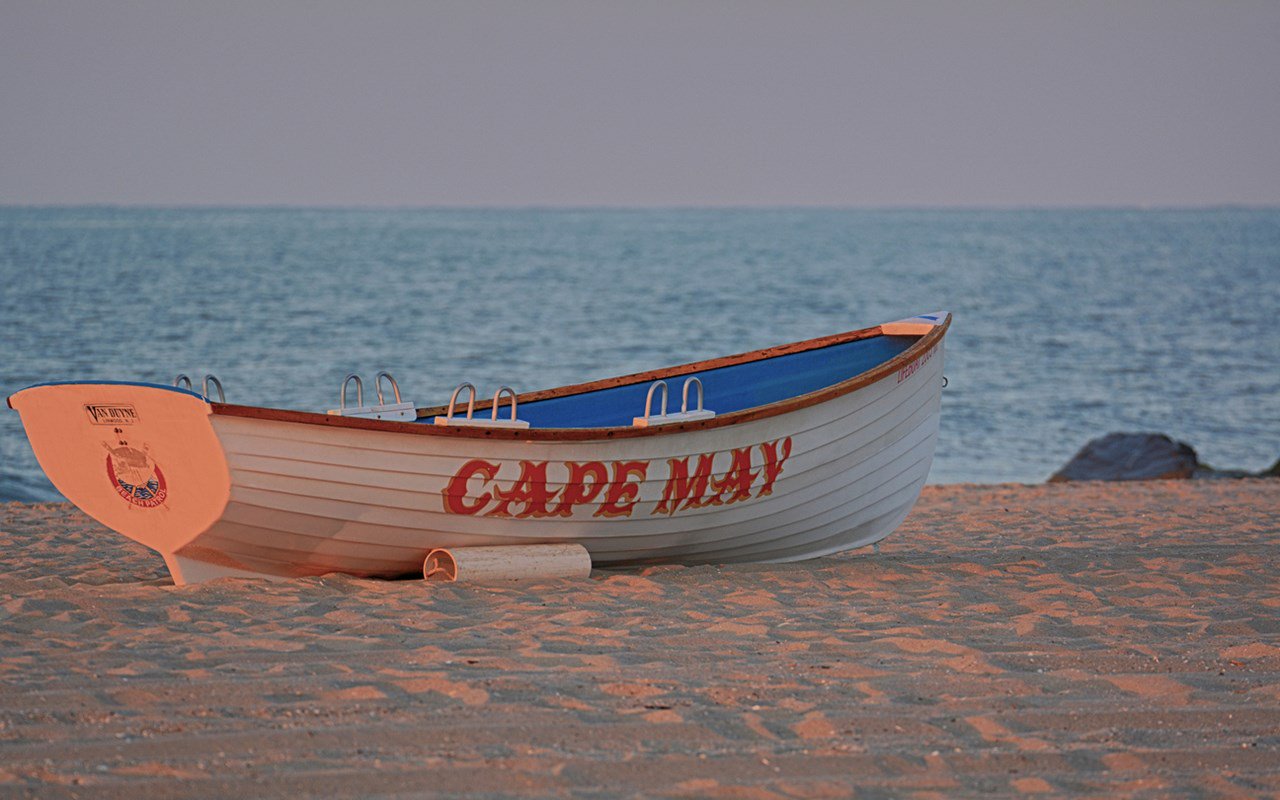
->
3, 202, 1278, 213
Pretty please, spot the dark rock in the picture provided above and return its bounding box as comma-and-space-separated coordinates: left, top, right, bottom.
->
1049, 432, 1199, 482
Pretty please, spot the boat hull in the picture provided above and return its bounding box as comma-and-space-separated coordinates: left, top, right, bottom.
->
10, 320, 947, 584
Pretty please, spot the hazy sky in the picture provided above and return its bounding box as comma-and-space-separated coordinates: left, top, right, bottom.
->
2, 1, 1278, 207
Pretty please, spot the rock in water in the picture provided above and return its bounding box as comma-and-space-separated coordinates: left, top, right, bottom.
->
1049, 432, 1199, 482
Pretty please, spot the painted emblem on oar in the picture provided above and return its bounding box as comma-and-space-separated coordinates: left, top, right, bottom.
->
103, 435, 168, 508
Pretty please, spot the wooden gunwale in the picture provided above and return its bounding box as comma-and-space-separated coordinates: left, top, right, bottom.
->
210, 314, 950, 442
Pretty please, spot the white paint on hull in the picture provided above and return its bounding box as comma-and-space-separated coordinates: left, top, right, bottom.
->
182, 343, 944, 579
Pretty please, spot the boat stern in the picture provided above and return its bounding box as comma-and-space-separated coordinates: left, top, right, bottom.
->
7, 382, 231, 562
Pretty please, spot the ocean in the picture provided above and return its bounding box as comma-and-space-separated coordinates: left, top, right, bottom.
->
2, 207, 1277, 501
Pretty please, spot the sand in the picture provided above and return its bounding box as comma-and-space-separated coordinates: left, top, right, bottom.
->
1, 479, 1278, 798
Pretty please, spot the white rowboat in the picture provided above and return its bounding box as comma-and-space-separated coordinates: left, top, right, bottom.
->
9, 312, 950, 585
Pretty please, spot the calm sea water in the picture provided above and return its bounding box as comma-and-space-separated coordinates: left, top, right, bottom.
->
2, 207, 1277, 501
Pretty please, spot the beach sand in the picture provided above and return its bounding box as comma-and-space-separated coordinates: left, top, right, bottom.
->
1, 480, 1277, 797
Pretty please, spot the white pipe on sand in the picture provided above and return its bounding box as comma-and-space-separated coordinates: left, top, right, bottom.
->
423, 543, 592, 584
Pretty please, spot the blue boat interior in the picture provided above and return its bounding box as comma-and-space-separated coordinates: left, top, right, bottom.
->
11, 334, 923, 428
463, 334, 919, 429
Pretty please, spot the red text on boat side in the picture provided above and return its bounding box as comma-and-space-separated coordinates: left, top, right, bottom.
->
441, 436, 792, 519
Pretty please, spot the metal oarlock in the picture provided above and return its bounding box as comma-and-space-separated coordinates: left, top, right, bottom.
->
340, 374, 364, 410
681, 376, 705, 414
433, 382, 530, 429
491, 386, 519, 424
375, 371, 402, 405
445, 382, 478, 421
175, 373, 225, 402
642, 380, 670, 420
328, 372, 417, 422
202, 375, 225, 403
633, 376, 716, 427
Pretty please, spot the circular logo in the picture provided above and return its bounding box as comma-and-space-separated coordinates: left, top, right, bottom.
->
105, 445, 168, 508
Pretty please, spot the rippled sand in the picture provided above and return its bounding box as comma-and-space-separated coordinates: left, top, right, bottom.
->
2, 480, 1278, 797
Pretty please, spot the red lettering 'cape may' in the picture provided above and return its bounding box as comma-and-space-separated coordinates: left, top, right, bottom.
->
9, 313, 950, 585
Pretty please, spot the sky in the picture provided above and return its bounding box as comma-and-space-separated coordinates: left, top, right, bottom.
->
2, 1, 1278, 207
